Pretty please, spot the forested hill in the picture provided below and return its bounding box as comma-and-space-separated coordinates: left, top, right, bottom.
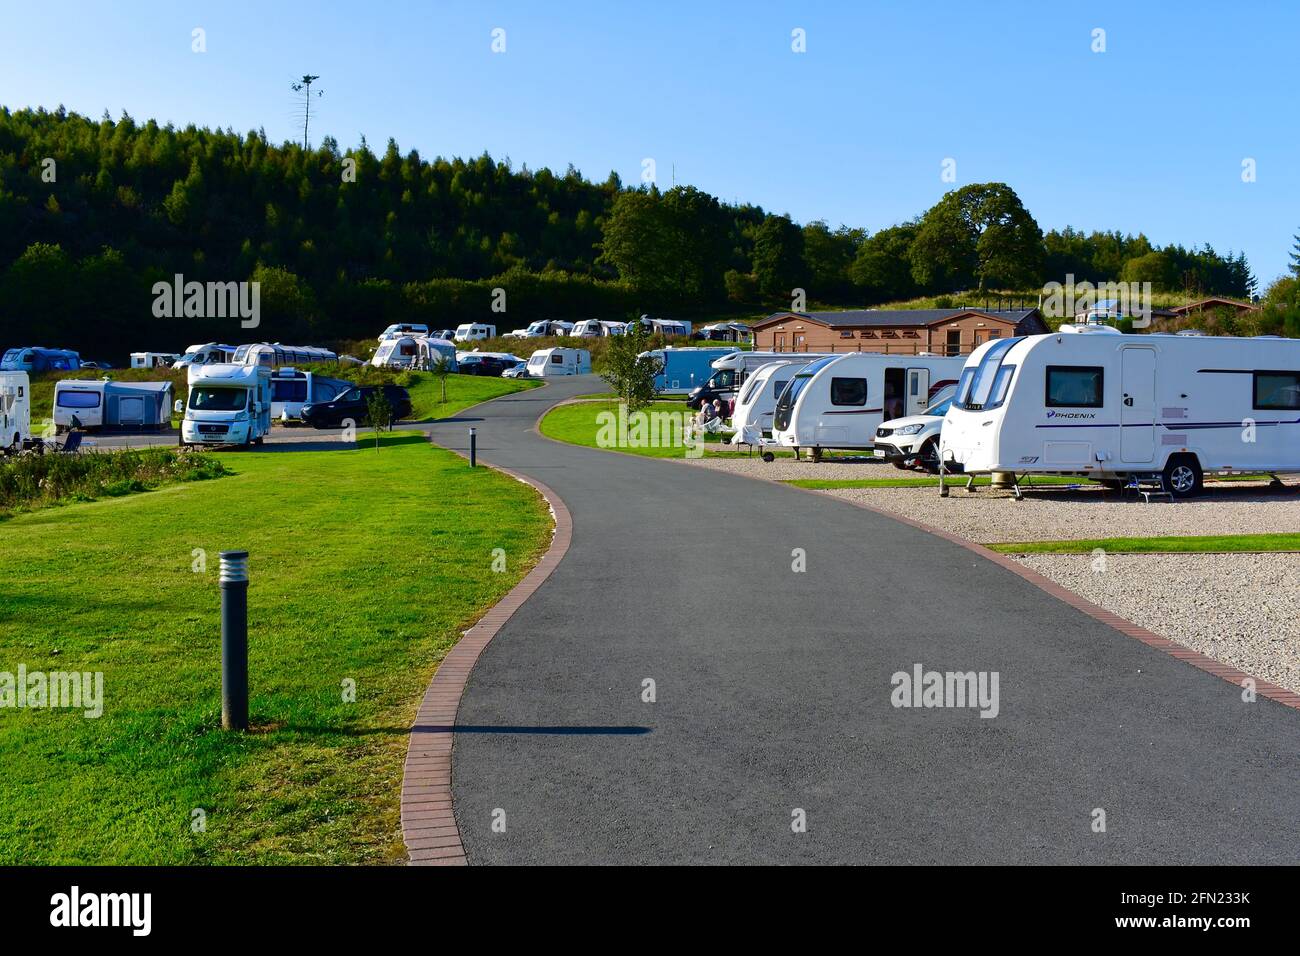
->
0, 106, 1263, 357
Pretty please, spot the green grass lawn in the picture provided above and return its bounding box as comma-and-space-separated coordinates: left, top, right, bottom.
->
539, 400, 706, 459
987, 533, 1300, 554
0, 432, 551, 864
406, 373, 539, 421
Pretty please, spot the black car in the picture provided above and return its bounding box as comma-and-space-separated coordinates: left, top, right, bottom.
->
301, 384, 413, 429
459, 356, 514, 376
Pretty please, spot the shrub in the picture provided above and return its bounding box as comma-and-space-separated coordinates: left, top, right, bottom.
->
0, 448, 229, 516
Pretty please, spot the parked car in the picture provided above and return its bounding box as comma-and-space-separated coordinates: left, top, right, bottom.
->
502, 362, 531, 379
873, 384, 958, 472
458, 354, 515, 376
301, 384, 413, 429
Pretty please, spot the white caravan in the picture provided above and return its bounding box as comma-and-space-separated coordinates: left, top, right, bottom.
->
506, 320, 574, 339
270, 367, 353, 422
130, 352, 182, 369
174, 343, 236, 368
181, 364, 273, 448
372, 335, 421, 368
688, 350, 836, 409
628, 316, 692, 337
378, 323, 429, 341
570, 319, 627, 338
525, 347, 592, 377
234, 343, 337, 367
454, 323, 497, 342
770, 353, 967, 460
0, 371, 31, 451
727, 360, 809, 445
939, 326, 1300, 496
415, 336, 458, 370
53, 379, 173, 431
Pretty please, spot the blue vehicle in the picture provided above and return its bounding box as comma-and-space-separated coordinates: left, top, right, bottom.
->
1, 347, 81, 372
639, 346, 740, 395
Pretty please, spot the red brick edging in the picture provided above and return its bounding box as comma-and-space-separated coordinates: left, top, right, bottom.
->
825, 491, 1300, 712
400, 459, 573, 865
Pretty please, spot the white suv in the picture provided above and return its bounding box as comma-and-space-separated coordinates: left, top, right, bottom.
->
872, 384, 957, 473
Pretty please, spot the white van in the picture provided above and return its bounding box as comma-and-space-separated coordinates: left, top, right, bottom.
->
769, 353, 967, 461
939, 326, 1300, 496
174, 343, 236, 369
130, 352, 182, 369
181, 364, 273, 448
0, 371, 31, 451
506, 320, 574, 339
525, 347, 592, 377
454, 323, 497, 342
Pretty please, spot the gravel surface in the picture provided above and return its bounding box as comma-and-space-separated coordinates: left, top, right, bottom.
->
1013, 553, 1300, 697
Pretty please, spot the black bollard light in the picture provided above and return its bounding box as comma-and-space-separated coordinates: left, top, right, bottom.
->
219, 550, 250, 731
469, 426, 477, 467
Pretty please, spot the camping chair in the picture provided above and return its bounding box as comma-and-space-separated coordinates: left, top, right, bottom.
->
55, 431, 84, 454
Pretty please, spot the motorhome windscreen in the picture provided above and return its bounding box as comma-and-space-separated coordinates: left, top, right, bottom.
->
57, 390, 101, 408
190, 387, 248, 411
955, 338, 1020, 411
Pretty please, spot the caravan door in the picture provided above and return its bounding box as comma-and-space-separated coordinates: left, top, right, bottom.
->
906, 368, 930, 416
1120, 347, 1156, 463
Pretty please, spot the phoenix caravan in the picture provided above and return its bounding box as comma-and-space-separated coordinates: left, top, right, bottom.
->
0, 372, 31, 451
770, 353, 966, 460
53, 379, 173, 431
454, 323, 497, 342
234, 343, 338, 367
378, 323, 430, 341
687, 350, 835, 409
939, 327, 1300, 496
570, 320, 627, 338
181, 364, 273, 447
270, 368, 353, 421
174, 343, 236, 368
727, 360, 808, 445
525, 347, 592, 377
130, 352, 182, 369
1, 347, 81, 373
640, 347, 740, 394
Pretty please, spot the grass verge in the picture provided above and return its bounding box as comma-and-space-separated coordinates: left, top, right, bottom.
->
0, 431, 552, 864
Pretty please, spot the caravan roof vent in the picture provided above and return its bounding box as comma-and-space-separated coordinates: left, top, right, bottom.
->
1059, 323, 1122, 335
1175, 330, 1206, 336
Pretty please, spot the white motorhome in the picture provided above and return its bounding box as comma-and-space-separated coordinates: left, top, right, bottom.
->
687, 350, 836, 409
727, 360, 809, 445
769, 353, 967, 460
234, 343, 338, 367
454, 323, 497, 342
378, 323, 430, 341
0, 371, 31, 451
174, 343, 236, 369
939, 326, 1300, 496
570, 319, 627, 338
270, 367, 353, 422
525, 347, 592, 377
181, 363, 273, 448
53, 379, 173, 431
130, 352, 182, 369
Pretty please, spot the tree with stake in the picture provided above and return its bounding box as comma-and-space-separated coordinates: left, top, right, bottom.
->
430, 354, 453, 404
365, 388, 392, 451
600, 321, 661, 414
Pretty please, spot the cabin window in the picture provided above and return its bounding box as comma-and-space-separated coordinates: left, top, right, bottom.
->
987, 331, 1001, 339
1254, 371, 1300, 410
1045, 366, 1105, 408
830, 377, 868, 406
839, 331, 855, 339
57, 390, 102, 409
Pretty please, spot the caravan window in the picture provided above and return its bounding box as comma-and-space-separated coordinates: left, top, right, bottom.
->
958, 338, 1019, 410
57, 390, 102, 409
830, 377, 867, 406
985, 365, 1016, 411
551, 353, 564, 364
739, 373, 766, 405
273, 379, 308, 402
1254, 371, 1300, 410
1045, 366, 1105, 408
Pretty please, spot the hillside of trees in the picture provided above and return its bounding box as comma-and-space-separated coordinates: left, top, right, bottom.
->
0, 106, 1271, 358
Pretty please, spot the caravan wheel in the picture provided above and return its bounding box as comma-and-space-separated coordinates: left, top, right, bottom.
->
1162, 455, 1203, 498
761, 451, 775, 463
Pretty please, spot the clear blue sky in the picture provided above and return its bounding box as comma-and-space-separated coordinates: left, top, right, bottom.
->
2, 0, 1297, 283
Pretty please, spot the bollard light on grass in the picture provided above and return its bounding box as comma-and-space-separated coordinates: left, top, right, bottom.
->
219, 550, 250, 731
469, 426, 477, 467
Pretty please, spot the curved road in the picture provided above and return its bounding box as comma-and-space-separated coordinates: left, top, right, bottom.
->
430, 376, 1300, 865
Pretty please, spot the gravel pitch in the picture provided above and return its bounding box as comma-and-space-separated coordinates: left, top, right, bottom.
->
1013, 552, 1300, 696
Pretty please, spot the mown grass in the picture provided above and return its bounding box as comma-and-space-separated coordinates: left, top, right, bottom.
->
403, 373, 539, 421
987, 534, 1300, 554
0, 432, 551, 864
539, 400, 705, 459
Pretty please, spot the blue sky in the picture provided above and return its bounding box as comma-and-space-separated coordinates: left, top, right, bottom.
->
2, 0, 1297, 282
